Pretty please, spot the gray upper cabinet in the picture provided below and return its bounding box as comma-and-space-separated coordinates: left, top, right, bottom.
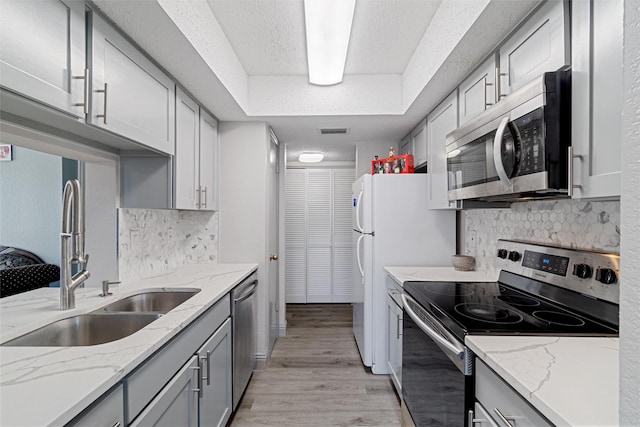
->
458, 55, 496, 125
411, 119, 428, 168
498, 0, 569, 98
175, 88, 200, 209
571, 0, 623, 199
399, 134, 412, 156
0, 0, 87, 118
427, 90, 458, 210
174, 87, 218, 210
199, 109, 219, 211
89, 12, 175, 155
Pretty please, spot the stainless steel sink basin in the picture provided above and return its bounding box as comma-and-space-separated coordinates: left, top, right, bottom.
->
2, 313, 162, 347
99, 289, 200, 313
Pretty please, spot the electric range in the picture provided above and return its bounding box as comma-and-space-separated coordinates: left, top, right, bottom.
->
401, 239, 620, 427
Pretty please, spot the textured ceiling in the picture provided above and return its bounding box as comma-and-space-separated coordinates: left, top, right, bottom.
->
207, 0, 441, 76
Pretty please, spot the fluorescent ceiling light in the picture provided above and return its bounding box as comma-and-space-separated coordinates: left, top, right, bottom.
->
298, 152, 324, 163
304, 0, 356, 86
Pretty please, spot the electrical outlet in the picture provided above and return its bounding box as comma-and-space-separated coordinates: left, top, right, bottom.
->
468, 230, 477, 256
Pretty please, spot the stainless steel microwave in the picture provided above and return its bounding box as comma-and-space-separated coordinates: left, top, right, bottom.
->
446, 70, 571, 202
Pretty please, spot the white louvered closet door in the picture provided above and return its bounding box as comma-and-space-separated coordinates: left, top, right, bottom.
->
332, 169, 354, 302
306, 169, 332, 302
285, 169, 306, 303
285, 168, 355, 303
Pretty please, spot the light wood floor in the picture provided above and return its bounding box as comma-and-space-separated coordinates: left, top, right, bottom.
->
229, 304, 402, 426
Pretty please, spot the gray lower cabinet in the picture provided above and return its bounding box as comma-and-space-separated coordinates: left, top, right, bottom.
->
130, 356, 200, 427
67, 384, 124, 427
198, 318, 233, 427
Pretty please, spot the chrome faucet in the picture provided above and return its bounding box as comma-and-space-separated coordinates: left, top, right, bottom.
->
60, 179, 90, 310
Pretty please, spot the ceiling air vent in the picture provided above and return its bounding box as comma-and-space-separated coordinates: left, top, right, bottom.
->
320, 128, 349, 135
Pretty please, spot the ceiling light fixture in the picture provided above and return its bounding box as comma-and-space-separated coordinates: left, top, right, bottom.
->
303, 0, 356, 86
298, 152, 324, 163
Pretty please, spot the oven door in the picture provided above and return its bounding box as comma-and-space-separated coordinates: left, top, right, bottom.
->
401, 293, 474, 427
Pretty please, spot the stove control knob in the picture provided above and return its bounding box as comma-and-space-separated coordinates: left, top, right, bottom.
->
507, 251, 521, 262
497, 249, 508, 259
572, 263, 593, 279
595, 268, 617, 285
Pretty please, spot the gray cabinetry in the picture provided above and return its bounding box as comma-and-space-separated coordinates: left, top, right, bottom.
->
458, 56, 496, 125
130, 356, 199, 427
498, 0, 569, 97
67, 384, 124, 427
475, 360, 552, 427
427, 91, 458, 209
198, 318, 232, 427
0, 0, 87, 118
174, 87, 218, 210
411, 120, 428, 168
571, 0, 623, 199
126, 294, 230, 423
89, 12, 175, 155
399, 134, 411, 156
385, 291, 402, 396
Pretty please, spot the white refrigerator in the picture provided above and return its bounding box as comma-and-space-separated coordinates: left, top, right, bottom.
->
352, 173, 456, 374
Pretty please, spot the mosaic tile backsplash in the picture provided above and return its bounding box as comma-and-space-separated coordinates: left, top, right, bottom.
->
464, 199, 620, 274
118, 208, 218, 281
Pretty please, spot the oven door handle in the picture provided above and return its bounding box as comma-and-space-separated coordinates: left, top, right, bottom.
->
402, 294, 465, 359
493, 116, 513, 191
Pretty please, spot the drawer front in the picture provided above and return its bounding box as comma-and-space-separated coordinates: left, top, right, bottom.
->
67, 384, 123, 427
475, 361, 552, 427
126, 294, 230, 422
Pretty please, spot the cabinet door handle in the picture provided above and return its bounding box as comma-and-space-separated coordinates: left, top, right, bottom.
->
493, 408, 516, 427
201, 186, 207, 209
200, 350, 211, 386
468, 409, 489, 426
485, 77, 494, 108
72, 68, 89, 114
396, 314, 402, 339
191, 365, 202, 398
567, 146, 583, 197
196, 186, 201, 208
113, 423, 121, 427
495, 67, 508, 101
96, 83, 108, 124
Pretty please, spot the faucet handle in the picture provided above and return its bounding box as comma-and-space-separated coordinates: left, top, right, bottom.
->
99, 279, 120, 297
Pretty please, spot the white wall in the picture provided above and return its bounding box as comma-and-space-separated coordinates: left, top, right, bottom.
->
620, 0, 640, 422
0, 146, 61, 265
218, 121, 271, 359
355, 140, 398, 178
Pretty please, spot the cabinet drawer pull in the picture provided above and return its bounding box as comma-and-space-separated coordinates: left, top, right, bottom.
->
72, 68, 89, 114
96, 83, 108, 124
191, 365, 202, 398
493, 408, 516, 427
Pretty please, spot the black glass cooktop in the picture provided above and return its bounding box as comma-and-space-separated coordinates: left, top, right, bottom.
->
403, 280, 618, 342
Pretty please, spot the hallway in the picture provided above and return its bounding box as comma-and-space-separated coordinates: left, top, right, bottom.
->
230, 304, 402, 426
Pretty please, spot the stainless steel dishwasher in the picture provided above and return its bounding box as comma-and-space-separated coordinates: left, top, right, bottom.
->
231, 273, 258, 410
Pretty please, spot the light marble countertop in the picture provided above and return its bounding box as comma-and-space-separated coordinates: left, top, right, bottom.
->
0, 262, 257, 427
466, 336, 619, 427
384, 266, 499, 285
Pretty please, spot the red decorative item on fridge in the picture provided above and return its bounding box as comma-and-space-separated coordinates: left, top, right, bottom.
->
371, 154, 415, 174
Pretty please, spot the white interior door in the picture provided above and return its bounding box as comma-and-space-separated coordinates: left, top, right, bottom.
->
267, 132, 279, 352
285, 169, 306, 303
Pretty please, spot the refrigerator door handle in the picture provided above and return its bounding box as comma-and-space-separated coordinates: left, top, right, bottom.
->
356, 234, 365, 280
355, 190, 364, 232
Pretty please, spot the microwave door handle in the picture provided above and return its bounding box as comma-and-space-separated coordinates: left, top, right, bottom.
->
493, 116, 512, 191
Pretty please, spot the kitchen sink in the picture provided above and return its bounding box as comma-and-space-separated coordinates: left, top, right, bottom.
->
2, 313, 163, 347
98, 289, 200, 313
